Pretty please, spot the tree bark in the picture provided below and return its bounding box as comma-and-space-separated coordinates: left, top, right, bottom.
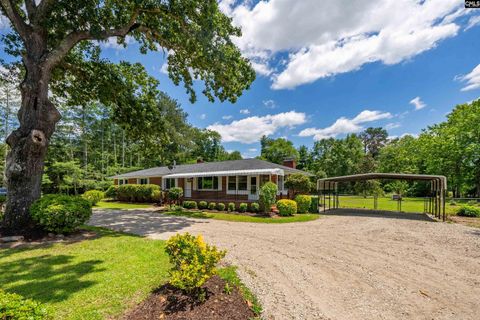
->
2, 56, 60, 232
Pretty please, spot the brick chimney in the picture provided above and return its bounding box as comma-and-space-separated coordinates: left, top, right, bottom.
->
283, 158, 296, 169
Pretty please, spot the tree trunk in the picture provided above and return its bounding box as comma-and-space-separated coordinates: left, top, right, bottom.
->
2, 59, 60, 233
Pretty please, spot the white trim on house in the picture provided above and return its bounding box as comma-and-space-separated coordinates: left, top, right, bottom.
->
137, 177, 150, 185
162, 168, 284, 179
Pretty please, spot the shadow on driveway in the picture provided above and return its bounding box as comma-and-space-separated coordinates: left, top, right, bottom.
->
89, 209, 208, 237
322, 208, 436, 221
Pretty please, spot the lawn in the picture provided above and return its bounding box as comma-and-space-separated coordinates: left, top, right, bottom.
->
335, 195, 459, 215
94, 200, 154, 210
161, 209, 320, 223
0, 227, 170, 320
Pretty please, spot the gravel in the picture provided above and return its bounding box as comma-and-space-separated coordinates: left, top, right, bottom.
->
89, 209, 480, 320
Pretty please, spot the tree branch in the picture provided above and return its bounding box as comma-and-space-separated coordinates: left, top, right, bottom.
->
44, 9, 140, 71
0, 0, 31, 40
34, 0, 56, 24
25, 0, 36, 20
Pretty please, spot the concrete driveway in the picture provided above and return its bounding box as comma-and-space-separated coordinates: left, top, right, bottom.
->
89, 209, 480, 320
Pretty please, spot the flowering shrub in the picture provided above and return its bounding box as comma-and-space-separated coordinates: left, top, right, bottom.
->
294, 195, 311, 213
165, 233, 226, 292
276, 199, 297, 216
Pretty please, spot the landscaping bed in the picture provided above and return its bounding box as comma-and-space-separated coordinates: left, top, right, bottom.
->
124, 275, 256, 320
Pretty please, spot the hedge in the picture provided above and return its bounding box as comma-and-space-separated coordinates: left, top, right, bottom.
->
457, 205, 480, 217
216, 203, 226, 211
116, 184, 161, 202
239, 203, 248, 213
208, 202, 216, 210
309, 196, 319, 213
228, 202, 235, 212
82, 190, 105, 206
250, 202, 260, 213
198, 201, 208, 209
276, 199, 297, 216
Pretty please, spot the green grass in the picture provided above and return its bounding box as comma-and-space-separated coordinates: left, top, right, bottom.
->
161, 210, 320, 223
218, 266, 262, 316
94, 200, 153, 210
335, 195, 459, 215
0, 226, 170, 320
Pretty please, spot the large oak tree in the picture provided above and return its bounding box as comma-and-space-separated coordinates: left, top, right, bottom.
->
0, 0, 255, 232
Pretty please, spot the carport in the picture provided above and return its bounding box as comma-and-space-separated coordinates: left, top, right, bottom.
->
317, 173, 447, 221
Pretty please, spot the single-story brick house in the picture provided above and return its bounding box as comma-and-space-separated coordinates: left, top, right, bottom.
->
111, 158, 312, 204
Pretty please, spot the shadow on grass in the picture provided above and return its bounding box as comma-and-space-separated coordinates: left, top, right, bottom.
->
0, 252, 104, 303
323, 208, 436, 222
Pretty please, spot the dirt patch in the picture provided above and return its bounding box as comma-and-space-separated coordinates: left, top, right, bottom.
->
0, 229, 98, 249
124, 276, 255, 320
449, 215, 480, 228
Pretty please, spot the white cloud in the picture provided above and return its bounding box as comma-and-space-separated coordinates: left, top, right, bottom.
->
410, 96, 426, 110
199, 114, 207, 120
457, 64, 480, 91
0, 15, 9, 29
263, 99, 276, 109
239, 109, 250, 114
207, 111, 307, 143
222, 0, 468, 89
465, 15, 480, 30
97, 36, 135, 50
248, 148, 258, 152
299, 110, 392, 140
385, 122, 401, 130
222, 115, 233, 120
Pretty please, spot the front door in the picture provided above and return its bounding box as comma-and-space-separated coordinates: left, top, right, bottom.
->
185, 179, 192, 198
248, 176, 258, 200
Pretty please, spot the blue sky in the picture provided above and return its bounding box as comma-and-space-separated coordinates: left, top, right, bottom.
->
2, 0, 480, 158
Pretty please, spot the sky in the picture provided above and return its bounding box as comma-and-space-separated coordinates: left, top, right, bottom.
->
1, 0, 480, 159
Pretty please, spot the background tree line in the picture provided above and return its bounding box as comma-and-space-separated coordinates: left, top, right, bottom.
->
259, 100, 480, 198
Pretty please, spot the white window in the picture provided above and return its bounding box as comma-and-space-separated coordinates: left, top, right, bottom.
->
165, 178, 176, 189
227, 176, 237, 191
238, 176, 248, 191
138, 178, 149, 185
197, 176, 219, 190
119, 178, 128, 185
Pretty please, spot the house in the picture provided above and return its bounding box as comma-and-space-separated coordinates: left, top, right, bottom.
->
111, 158, 312, 204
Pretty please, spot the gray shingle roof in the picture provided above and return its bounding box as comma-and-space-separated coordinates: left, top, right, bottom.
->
111, 158, 311, 178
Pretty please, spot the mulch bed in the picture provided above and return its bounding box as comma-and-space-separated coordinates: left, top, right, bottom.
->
124, 276, 256, 320
0, 228, 98, 249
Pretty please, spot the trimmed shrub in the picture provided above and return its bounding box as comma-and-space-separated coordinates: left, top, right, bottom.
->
183, 201, 197, 209
216, 203, 226, 211
467, 200, 478, 206
198, 201, 208, 209
259, 182, 278, 213
239, 203, 248, 213
285, 174, 313, 196
82, 190, 105, 206
250, 202, 260, 213
117, 184, 161, 202
309, 196, 319, 213
457, 205, 480, 217
277, 199, 297, 216
295, 195, 311, 214
105, 185, 118, 199
0, 290, 49, 319
165, 233, 226, 292
208, 202, 216, 210
30, 194, 92, 234
228, 202, 235, 212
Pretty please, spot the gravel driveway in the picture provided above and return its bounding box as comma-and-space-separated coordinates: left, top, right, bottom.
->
89, 209, 480, 320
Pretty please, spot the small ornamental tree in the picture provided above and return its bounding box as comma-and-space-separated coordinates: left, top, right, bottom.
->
168, 187, 183, 206
259, 182, 278, 214
285, 174, 313, 197
0, 0, 255, 233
